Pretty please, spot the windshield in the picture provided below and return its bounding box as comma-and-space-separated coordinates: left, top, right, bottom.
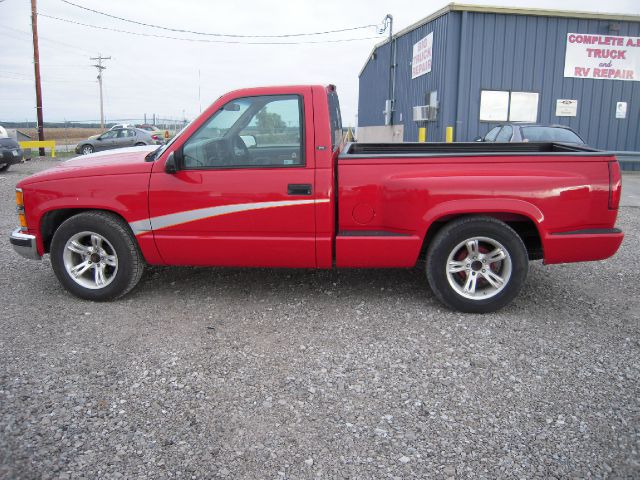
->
145, 122, 192, 161
521, 126, 584, 143
188, 98, 252, 143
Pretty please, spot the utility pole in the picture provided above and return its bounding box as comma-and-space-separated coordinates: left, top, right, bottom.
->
30, 0, 45, 156
90, 54, 111, 128
386, 14, 394, 126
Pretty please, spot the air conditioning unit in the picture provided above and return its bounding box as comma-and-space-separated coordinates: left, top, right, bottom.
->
413, 105, 432, 121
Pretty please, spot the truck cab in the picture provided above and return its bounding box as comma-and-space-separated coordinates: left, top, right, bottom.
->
141, 85, 340, 269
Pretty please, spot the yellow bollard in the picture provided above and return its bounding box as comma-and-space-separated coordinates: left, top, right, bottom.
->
445, 126, 453, 143
418, 127, 426, 143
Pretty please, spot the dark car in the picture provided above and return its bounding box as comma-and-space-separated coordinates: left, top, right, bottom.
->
476, 124, 586, 144
75, 127, 164, 155
0, 137, 24, 172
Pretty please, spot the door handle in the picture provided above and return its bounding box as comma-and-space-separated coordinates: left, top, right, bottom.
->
287, 184, 312, 195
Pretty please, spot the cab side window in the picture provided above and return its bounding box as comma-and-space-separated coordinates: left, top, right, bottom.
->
182, 95, 304, 169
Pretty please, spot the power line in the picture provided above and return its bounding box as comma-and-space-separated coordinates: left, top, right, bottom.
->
0, 74, 93, 84
59, 0, 379, 38
0, 23, 95, 55
38, 13, 381, 44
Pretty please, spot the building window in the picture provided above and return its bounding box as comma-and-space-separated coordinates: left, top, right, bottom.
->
480, 90, 539, 122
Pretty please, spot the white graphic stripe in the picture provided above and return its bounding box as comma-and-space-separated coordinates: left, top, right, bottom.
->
129, 198, 330, 235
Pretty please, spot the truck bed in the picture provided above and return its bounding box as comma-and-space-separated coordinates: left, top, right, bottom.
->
335, 140, 620, 268
340, 142, 604, 158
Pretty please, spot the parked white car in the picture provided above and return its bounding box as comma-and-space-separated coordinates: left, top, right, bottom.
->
108, 123, 135, 131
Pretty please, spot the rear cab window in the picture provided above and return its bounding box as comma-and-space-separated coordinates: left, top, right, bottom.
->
328, 90, 343, 151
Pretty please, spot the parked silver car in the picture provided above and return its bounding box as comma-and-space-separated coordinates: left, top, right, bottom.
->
475, 123, 586, 144
76, 128, 163, 155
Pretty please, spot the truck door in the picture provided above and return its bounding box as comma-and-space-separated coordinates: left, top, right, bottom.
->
147, 89, 319, 267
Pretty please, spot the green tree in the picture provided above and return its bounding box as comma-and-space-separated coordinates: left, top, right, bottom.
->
256, 108, 286, 133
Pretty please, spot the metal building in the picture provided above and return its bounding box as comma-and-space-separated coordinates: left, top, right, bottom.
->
357, 3, 640, 151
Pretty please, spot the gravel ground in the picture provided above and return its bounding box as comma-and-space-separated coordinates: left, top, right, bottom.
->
1, 158, 638, 479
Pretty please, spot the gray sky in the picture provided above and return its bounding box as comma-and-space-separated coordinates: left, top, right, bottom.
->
1, 0, 638, 126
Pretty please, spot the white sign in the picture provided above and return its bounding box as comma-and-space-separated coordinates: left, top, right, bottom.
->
509, 92, 539, 122
411, 33, 433, 79
479, 91, 539, 122
564, 33, 640, 81
556, 99, 578, 117
479, 90, 509, 121
616, 102, 627, 119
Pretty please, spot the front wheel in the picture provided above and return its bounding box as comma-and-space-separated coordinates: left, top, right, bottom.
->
135, 142, 146, 147
80, 144, 94, 155
50, 211, 144, 300
426, 216, 529, 313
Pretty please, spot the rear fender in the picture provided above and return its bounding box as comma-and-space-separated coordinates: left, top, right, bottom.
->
422, 199, 545, 229
421, 199, 545, 257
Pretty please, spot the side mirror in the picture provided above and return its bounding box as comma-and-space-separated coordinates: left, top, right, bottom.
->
240, 134, 257, 148
223, 103, 241, 112
165, 151, 178, 174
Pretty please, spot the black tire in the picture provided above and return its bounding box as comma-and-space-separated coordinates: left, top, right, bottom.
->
426, 216, 529, 313
0, 164, 9, 172
135, 142, 146, 147
50, 211, 144, 301
80, 144, 94, 155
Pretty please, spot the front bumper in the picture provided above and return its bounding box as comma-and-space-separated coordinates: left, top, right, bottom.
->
9, 228, 41, 260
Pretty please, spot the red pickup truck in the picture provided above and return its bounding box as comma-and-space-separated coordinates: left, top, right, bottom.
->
10, 85, 623, 313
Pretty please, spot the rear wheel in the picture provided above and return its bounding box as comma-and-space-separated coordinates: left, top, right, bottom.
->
426, 216, 528, 313
0, 164, 9, 172
50, 211, 144, 300
80, 144, 94, 155
135, 142, 146, 146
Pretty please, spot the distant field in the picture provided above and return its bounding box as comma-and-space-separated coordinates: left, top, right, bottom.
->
22, 128, 104, 144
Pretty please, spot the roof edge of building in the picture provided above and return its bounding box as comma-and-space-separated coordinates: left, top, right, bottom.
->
358, 2, 640, 78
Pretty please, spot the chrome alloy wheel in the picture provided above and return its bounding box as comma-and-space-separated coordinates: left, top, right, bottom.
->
62, 231, 118, 290
445, 236, 512, 300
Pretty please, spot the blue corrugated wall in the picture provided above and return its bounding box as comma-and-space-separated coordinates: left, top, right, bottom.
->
358, 10, 640, 150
